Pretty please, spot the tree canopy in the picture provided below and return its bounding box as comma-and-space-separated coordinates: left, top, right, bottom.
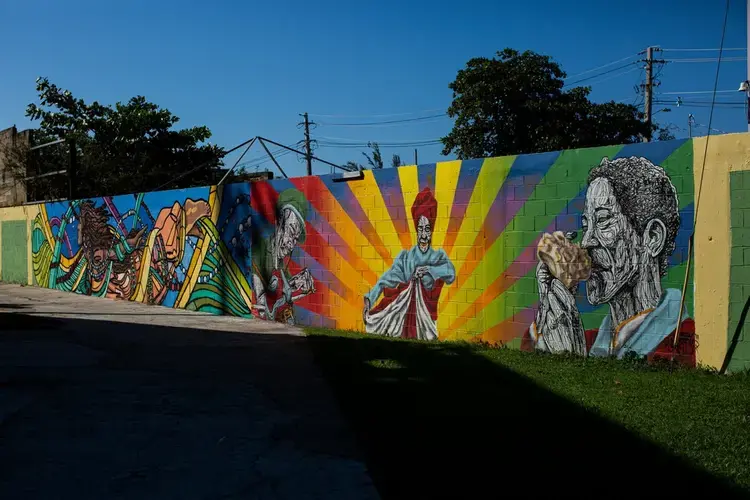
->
5, 77, 225, 201
441, 49, 670, 159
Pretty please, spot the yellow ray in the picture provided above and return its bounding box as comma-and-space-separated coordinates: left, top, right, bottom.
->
347, 170, 403, 259
440, 156, 515, 307
208, 186, 221, 224
432, 160, 461, 249
398, 165, 419, 238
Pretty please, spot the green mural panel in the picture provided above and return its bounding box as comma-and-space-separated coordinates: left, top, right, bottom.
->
1, 220, 28, 284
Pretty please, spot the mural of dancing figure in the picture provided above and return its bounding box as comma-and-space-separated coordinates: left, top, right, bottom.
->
363, 187, 456, 340
523, 156, 696, 366
251, 187, 315, 324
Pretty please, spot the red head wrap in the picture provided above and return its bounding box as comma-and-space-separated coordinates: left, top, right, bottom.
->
411, 187, 437, 230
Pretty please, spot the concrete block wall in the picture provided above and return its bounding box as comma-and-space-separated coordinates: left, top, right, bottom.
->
6, 134, 750, 370
728, 170, 750, 370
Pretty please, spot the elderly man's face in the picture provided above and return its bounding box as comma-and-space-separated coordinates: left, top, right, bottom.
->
580, 177, 642, 305
276, 208, 302, 260
416, 216, 432, 253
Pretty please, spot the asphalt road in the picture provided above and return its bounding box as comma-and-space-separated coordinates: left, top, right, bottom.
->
0, 284, 379, 500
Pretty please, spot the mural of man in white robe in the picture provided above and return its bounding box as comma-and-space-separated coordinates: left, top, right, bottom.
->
363, 187, 456, 340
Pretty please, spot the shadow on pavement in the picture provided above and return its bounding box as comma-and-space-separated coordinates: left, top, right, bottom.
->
0, 303, 30, 310
306, 334, 750, 500
0, 312, 377, 500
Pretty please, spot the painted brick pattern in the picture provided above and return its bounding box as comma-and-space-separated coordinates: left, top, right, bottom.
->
0, 138, 703, 366
728, 170, 750, 371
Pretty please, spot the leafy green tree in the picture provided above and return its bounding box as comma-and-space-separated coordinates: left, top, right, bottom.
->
5, 77, 224, 201
442, 49, 662, 159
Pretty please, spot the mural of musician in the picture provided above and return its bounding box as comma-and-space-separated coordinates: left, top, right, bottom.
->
522, 156, 696, 366
250, 187, 315, 324
363, 187, 456, 340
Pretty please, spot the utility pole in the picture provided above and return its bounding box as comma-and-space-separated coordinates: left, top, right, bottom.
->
414, 148, 418, 166
640, 46, 666, 142
688, 114, 694, 138
643, 46, 654, 142
299, 112, 313, 176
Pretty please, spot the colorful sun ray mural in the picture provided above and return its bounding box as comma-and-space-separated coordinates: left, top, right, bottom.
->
23, 139, 698, 366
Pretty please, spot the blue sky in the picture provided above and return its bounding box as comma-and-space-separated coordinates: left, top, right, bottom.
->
0, 0, 747, 178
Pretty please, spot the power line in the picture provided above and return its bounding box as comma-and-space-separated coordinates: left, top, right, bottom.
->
660, 47, 746, 52
308, 108, 445, 119
317, 140, 442, 149
316, 113, 449, 127
564, 53, 640, 80
658, 89, 738, 95
563, 62, 638, 88
317, 135, 441, 144
666, 57, 746, 63
235, 147, 292, 170
576, 66, 641, 87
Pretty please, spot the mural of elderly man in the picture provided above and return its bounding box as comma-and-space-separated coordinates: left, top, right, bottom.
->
363, 187, 456, 340
522, 156, 696, 366
251, 187, 315, 324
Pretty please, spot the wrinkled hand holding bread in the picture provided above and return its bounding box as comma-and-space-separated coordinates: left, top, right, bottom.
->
537, 231, 592, 289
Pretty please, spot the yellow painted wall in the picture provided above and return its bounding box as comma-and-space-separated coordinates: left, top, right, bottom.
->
693, 133, 750, 368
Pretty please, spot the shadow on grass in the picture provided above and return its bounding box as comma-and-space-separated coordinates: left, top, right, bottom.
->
306, 332, 750, 499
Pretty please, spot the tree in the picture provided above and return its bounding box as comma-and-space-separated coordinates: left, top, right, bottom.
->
347, 142, 401, 171
391, 153, 402, 168
656, 125, 677, 142
342, 161, 361, 172
362, 142, 384, 169
442, 49, 659, 159
3, 77, 225, 201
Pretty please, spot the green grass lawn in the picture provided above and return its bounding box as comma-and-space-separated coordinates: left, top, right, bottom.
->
305, 328, 750, 499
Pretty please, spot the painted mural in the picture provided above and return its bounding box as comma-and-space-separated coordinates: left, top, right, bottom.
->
242, 139, 695, 368
363, 187, 456, 340
249, 186, 316, 324
6, 138, 703, 366
521, 156, 696, 366
30, 186, 255, 317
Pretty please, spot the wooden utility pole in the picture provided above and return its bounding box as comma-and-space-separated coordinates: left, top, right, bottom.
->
640, 46, 666, 142
644, 46, 654, 142
300, 112, 313, 176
